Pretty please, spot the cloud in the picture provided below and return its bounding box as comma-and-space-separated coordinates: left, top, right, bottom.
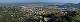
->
0, 0, 79, 3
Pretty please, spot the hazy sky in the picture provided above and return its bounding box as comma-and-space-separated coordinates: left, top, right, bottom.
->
0, 0, 80, 3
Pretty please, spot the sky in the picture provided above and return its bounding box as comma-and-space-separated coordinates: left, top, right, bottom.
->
0, 0, 80, 3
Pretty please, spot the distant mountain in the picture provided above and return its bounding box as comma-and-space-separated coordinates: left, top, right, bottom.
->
0, 2, 80, 9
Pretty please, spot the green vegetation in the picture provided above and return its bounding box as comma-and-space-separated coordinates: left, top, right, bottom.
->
0, 6, 80, 22
0, 7, 24, 22
73, 10, 80, 22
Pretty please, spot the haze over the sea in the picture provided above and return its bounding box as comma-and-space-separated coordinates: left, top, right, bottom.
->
0, 0, 80, 3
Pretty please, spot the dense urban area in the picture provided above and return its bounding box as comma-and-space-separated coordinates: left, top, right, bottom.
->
0, 3, 80, 22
